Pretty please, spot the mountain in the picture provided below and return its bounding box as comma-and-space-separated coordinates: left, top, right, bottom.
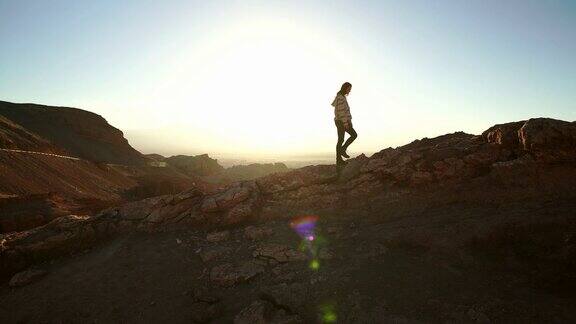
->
0, 101, 146, 165
165, 154, 225, 176
2, 118, 575, 322
0, 115, 65, 154
0, 101, 199, 232
212, 162, 290, 182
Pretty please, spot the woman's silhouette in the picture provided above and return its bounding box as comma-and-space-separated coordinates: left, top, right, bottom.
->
332, 82, 357, 165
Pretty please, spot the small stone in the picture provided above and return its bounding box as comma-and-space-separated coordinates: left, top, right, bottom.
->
207, 230, 230, 242
176, 238, 182, 244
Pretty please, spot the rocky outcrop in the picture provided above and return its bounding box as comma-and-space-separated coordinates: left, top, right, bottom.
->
166, 154, 225, 176
0, 101, 145, 165
483, 118, 576, 162
0, 181, 263, 279
0, 193, 103, 233
1, 118, 575, 281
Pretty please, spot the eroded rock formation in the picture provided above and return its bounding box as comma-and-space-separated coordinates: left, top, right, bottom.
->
1, 117, 575, 282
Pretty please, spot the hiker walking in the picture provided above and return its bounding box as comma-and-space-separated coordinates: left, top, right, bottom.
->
332, 82, 357, 165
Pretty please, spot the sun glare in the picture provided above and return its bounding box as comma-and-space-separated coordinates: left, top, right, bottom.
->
148, 15, 362, 156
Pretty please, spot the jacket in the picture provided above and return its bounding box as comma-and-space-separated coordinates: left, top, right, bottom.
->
331, 94, 352, 122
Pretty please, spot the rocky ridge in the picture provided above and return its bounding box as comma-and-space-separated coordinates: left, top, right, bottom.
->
0, 101, 146, 165
1, 117, 575, 281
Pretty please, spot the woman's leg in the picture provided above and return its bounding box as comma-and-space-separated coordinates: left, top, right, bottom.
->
335, 120, 345, 163
342, 125, 357, 154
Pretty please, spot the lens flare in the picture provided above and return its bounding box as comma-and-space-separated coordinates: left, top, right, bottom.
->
291, 215, 322, 269
310, 259, 320, 270
290, 215, 318, 239
320, 304, 337, 323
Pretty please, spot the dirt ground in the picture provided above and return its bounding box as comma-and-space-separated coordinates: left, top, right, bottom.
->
2, 200, 576, 323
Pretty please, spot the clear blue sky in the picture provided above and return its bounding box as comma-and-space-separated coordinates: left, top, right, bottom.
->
1, 0, 575, 157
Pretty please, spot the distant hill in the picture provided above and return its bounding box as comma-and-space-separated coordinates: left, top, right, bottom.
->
165, 154, 225, 176
0, 101, 146, 165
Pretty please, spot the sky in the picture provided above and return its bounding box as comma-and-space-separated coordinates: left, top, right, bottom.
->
1, 0, 575, 160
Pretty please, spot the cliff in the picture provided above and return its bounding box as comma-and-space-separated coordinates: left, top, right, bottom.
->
0, 101, 146, 165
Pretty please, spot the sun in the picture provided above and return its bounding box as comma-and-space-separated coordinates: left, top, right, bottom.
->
150, 15, 361, 156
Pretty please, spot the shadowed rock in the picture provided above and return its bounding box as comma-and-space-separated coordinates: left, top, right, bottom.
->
2, 117, 576, 282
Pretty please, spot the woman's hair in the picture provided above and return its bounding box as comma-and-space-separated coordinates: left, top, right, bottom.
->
337, 82, 352, 96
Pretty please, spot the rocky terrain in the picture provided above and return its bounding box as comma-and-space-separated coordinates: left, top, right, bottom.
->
0, 101, 294, 234
0, 102, 199, 232
1, 117, 575, 323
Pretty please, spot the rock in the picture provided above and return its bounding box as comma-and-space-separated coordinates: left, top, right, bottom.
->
3, 116, 576, 285
253, 244, 307, 263
518, 118, 576, 162
210, 262, 264, 287
206, 230, 230, 242
200, 247, 231, 262
201, 184, 251, 212
338, 154, 369, 182
223, 201, 255, 225
482, 121, 525, 148
482, 118, 576, 162
244, 226, 273, 240
9, 269, 47, 287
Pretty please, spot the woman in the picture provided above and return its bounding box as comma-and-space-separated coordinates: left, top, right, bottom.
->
331, 82, 357, 165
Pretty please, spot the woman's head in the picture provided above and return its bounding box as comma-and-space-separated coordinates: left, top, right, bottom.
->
337, 82, 352, 96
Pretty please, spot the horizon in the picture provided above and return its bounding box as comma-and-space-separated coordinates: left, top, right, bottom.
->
1, 0, 575, 159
